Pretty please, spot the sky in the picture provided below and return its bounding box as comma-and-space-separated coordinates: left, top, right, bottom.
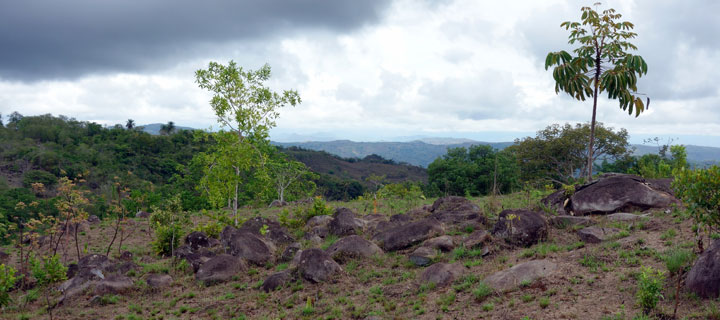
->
1, 0, 719, 146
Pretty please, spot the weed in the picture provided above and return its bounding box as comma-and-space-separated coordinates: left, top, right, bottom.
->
539, 297, 550, 309
482, 303, 494, 311
521, 294, 534, 303
452, 274, 479, 292
472, 281, 493, 302
636, 266, 665, 314
660, 229, 677, 240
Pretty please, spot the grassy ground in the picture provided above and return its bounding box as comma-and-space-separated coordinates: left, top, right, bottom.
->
1, 192, 718, 320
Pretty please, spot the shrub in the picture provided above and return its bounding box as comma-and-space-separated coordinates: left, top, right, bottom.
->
472, 281, 493, 302
22, 170, 57, 188
301, 197, 333, 221
152, 224, 182, 256
635, 266, 665, 314
673, 165, 720, 233
0, 264, 18, 307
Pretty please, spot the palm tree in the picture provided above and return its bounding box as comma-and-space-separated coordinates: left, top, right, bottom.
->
125, 119, 135, 130
160, 121, 175, 135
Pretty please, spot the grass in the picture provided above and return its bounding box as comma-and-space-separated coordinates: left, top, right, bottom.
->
520, 242, 560, 258
472, 281, 493, 302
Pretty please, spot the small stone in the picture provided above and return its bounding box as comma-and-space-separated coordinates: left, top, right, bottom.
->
577, 227, 621, 243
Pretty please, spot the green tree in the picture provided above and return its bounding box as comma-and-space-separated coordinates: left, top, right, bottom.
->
268, 155, 313, 204
194, 61, 300, 222
428, 145, 519, 197
545, 5, 648, 181
506, 123, 630, 185
160, 121, 175, 135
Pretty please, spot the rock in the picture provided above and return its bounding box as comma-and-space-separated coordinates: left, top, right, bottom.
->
328, 207, 363, 236
418, 263, 464, 288
195, 254, 246, 285
492, 210, 548, 247
281, 243, 302, 263
540, 189, 571, 215
146, 273, 173, 289
325, 235, 383, 263
78, 254, 113, 271
261, 270, 293, 292
409, 246, 437, 267
359, 214, 390, 234
297, 248, 343, 283
303, 233, 323, 246
222, 227, 276, 266
428, 196, 486, 229
306, 215, 333, 229
269, 200, 288, 207
174, 245, 216, 272
239, 217, 295, 246
686, 239, 720, 298
136, 211, 151, 218
577, 227, 621, 244
66, 263, 79, 279
422, 235, 455, 252
118, 251, 133, 262
185, 231, 210, 250
646, 178, 675, 195
606, 212, 650, 222
484, 259, 557, 292
94, 275, 133, 295
87, 215, 100, 224
549, 215, 594, 228
113, 261, 139, 275
372, 219, 444, 251
463, 230, 492, 249
570, 174, 677, 215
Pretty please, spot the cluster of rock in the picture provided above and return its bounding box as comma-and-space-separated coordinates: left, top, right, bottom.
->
53, 173, 720, 304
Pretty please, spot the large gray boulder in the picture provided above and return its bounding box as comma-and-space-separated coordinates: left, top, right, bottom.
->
195, 254, 246, 285
492, 209, 548, 247
222, 226, 276, 266
372, 219, 444, 251
94, 275, 134, 295
325, 235, 383, 263
261, 270, 294, 292
146, 273, 173, 289
328, 208, 363, 236
686, 239, 720, 298
428, 196, 486, 229
484, 259, 557, 292
185, 231, 210, 250
570, 174, 677, 215
297, 249, 343, 283
418, 263, 464, 288
239, 217, 295, 246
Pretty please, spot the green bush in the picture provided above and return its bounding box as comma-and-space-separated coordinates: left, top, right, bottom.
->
0, 264, 18, 307
673, 165, 720, 233
152, 224, 182, 256
635, 266, 665, 313
22, 170, 57, 188
298, 197, 333, 222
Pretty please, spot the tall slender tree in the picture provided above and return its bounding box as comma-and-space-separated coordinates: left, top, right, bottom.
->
545, 4, 649, 181
125, 119, 135, 130
195, 61, 300, 223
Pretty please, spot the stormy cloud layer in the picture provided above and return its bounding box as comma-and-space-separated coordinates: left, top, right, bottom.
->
1, 0, 719, 146
0, 0, 390, 80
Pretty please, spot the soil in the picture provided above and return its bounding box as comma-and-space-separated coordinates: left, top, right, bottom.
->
0, 197, 715, 320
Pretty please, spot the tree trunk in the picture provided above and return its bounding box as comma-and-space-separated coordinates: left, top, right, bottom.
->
233, 167, 239, 226
587, 52, 602, 182
74, 223, 81, 262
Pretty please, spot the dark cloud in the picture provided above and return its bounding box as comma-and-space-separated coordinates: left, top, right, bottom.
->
0, 0, 391, 81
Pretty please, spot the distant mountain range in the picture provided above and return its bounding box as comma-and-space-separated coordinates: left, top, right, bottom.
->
138, 123, 194, 135
275, 139, 720, 168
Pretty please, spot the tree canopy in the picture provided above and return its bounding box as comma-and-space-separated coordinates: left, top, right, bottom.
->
545, 5, 648, 181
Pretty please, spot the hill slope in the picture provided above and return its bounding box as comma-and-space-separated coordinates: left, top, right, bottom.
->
280, 146, 428, 185
276, 140, 720, 167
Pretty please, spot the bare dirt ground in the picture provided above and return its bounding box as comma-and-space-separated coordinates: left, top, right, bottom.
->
1, 197, 717, 320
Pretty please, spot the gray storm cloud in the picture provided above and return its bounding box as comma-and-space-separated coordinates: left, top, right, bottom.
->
0, 0, 391, 81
